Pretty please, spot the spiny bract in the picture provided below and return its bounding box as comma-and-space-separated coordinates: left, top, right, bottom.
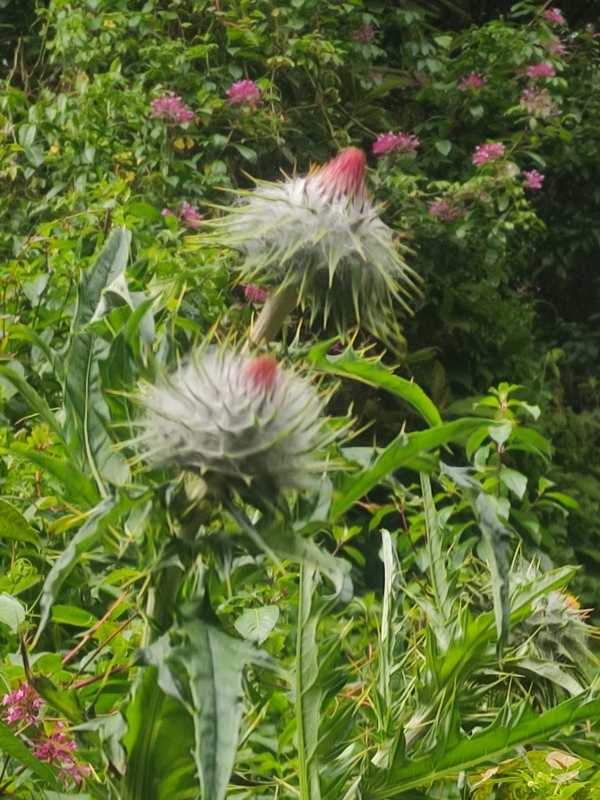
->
135, 348, 335, 492
192, 147, 420, 342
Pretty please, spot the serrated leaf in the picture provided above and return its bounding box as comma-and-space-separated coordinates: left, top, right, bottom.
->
309, 342, 442, 428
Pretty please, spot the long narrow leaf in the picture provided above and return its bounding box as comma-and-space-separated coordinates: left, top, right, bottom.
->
331, 418, 487, 520
308, 342, 442, 428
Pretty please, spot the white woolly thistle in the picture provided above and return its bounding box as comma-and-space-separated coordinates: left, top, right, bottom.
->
192, 148, 420, 341
134, 347, 336, 492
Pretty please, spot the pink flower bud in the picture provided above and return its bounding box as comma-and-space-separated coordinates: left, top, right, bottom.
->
312, 147, 367, 200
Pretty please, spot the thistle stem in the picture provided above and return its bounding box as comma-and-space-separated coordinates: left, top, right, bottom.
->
249, 285, 298, 346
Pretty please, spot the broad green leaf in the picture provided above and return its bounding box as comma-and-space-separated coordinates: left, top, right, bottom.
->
3, 443, 99, 507
0, 366, 64, 442
0, 719, 58, 783
32, 675, 84, 723
122, 667, 197, 800
309, 342, 442, 428
368, 693, 600, 797
331, 418, 486, 520
500, 467, 527, 499
234, 605, 279, 644
174, 621, 261, 800
0, 498, 40, 544
0, 593, 25, 632
51, 605, 97, 628
64, 228, 132, 492
36, 495, 125, 638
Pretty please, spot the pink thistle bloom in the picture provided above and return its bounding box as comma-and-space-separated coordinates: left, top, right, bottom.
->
178, 201, 203, 229
472, 142, 505, 166
543, 7, 565, 26
226, 79, 261, 107
243, 284, 268, 303
372, 131, 420, 157
520, 87, 557, 118
243, 355, 279, 392
526, 63, 556, 79
428, 199, 462, 222
2, 683, 43, 726
313, 146, 367, 200
353, 23, 377, 43
523, 169, 545, 190
458, 72, 486, 91
150, 93, 195, 124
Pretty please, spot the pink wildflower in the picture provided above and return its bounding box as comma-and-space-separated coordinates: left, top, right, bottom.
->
243, 284, 268, 304
177, 201, 203, 229
313, 146, 367, 200
519, 87, 557, 118
33, 723, 91, 787
428, 199, 462, 222
161, 208, 176, 218
543, 7, 565, 26
226, 79, 261, 107
372, 131, 420, 157
523, 169, 545, 191
526, 63, 556, 79
353, 23, 377, 43
545, 38, 567, 57
472, 142, 505, 166
150, 93, 195, 125
2, 683, 43, 726
458, 72, 486, 91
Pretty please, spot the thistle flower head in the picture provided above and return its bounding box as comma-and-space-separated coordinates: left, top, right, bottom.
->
519, 87, 558, 119
428, 199, 463, 222
135, 347, 337, 493
193, 147, 419, 342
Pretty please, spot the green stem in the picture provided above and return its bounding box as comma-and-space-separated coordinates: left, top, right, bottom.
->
250, 285, 298, 346
295, 563, 321, 800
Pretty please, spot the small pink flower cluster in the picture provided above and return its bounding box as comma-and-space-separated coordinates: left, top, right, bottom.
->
2, 683, 43, 725
33, 723, 92, 786
543, 7, 565, 26
545, 38, 567, 57
523, 169, 545, 191
428, 199, 463, 222
520, 87, 557, 118
372, 131, 420, 157
243, 284, 268, 304
472, 142, 505, 166
226, 80, 261, 107
161, 202, 203, 229
353, 23, 377, 43
458, 72, 486, 91
2, 684, 90, 787
150, 93, 195, 124
526, 62, 556, 79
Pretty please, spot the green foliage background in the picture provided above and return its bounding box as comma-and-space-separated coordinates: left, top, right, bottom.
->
0, 0, 599, 797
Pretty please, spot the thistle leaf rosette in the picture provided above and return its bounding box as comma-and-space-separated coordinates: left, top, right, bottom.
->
191, 148, 420, 341
135, 348, 338, 495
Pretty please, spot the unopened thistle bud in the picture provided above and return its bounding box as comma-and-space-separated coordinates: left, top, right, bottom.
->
135, 348, 336, 493
192, 147, 420, 342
